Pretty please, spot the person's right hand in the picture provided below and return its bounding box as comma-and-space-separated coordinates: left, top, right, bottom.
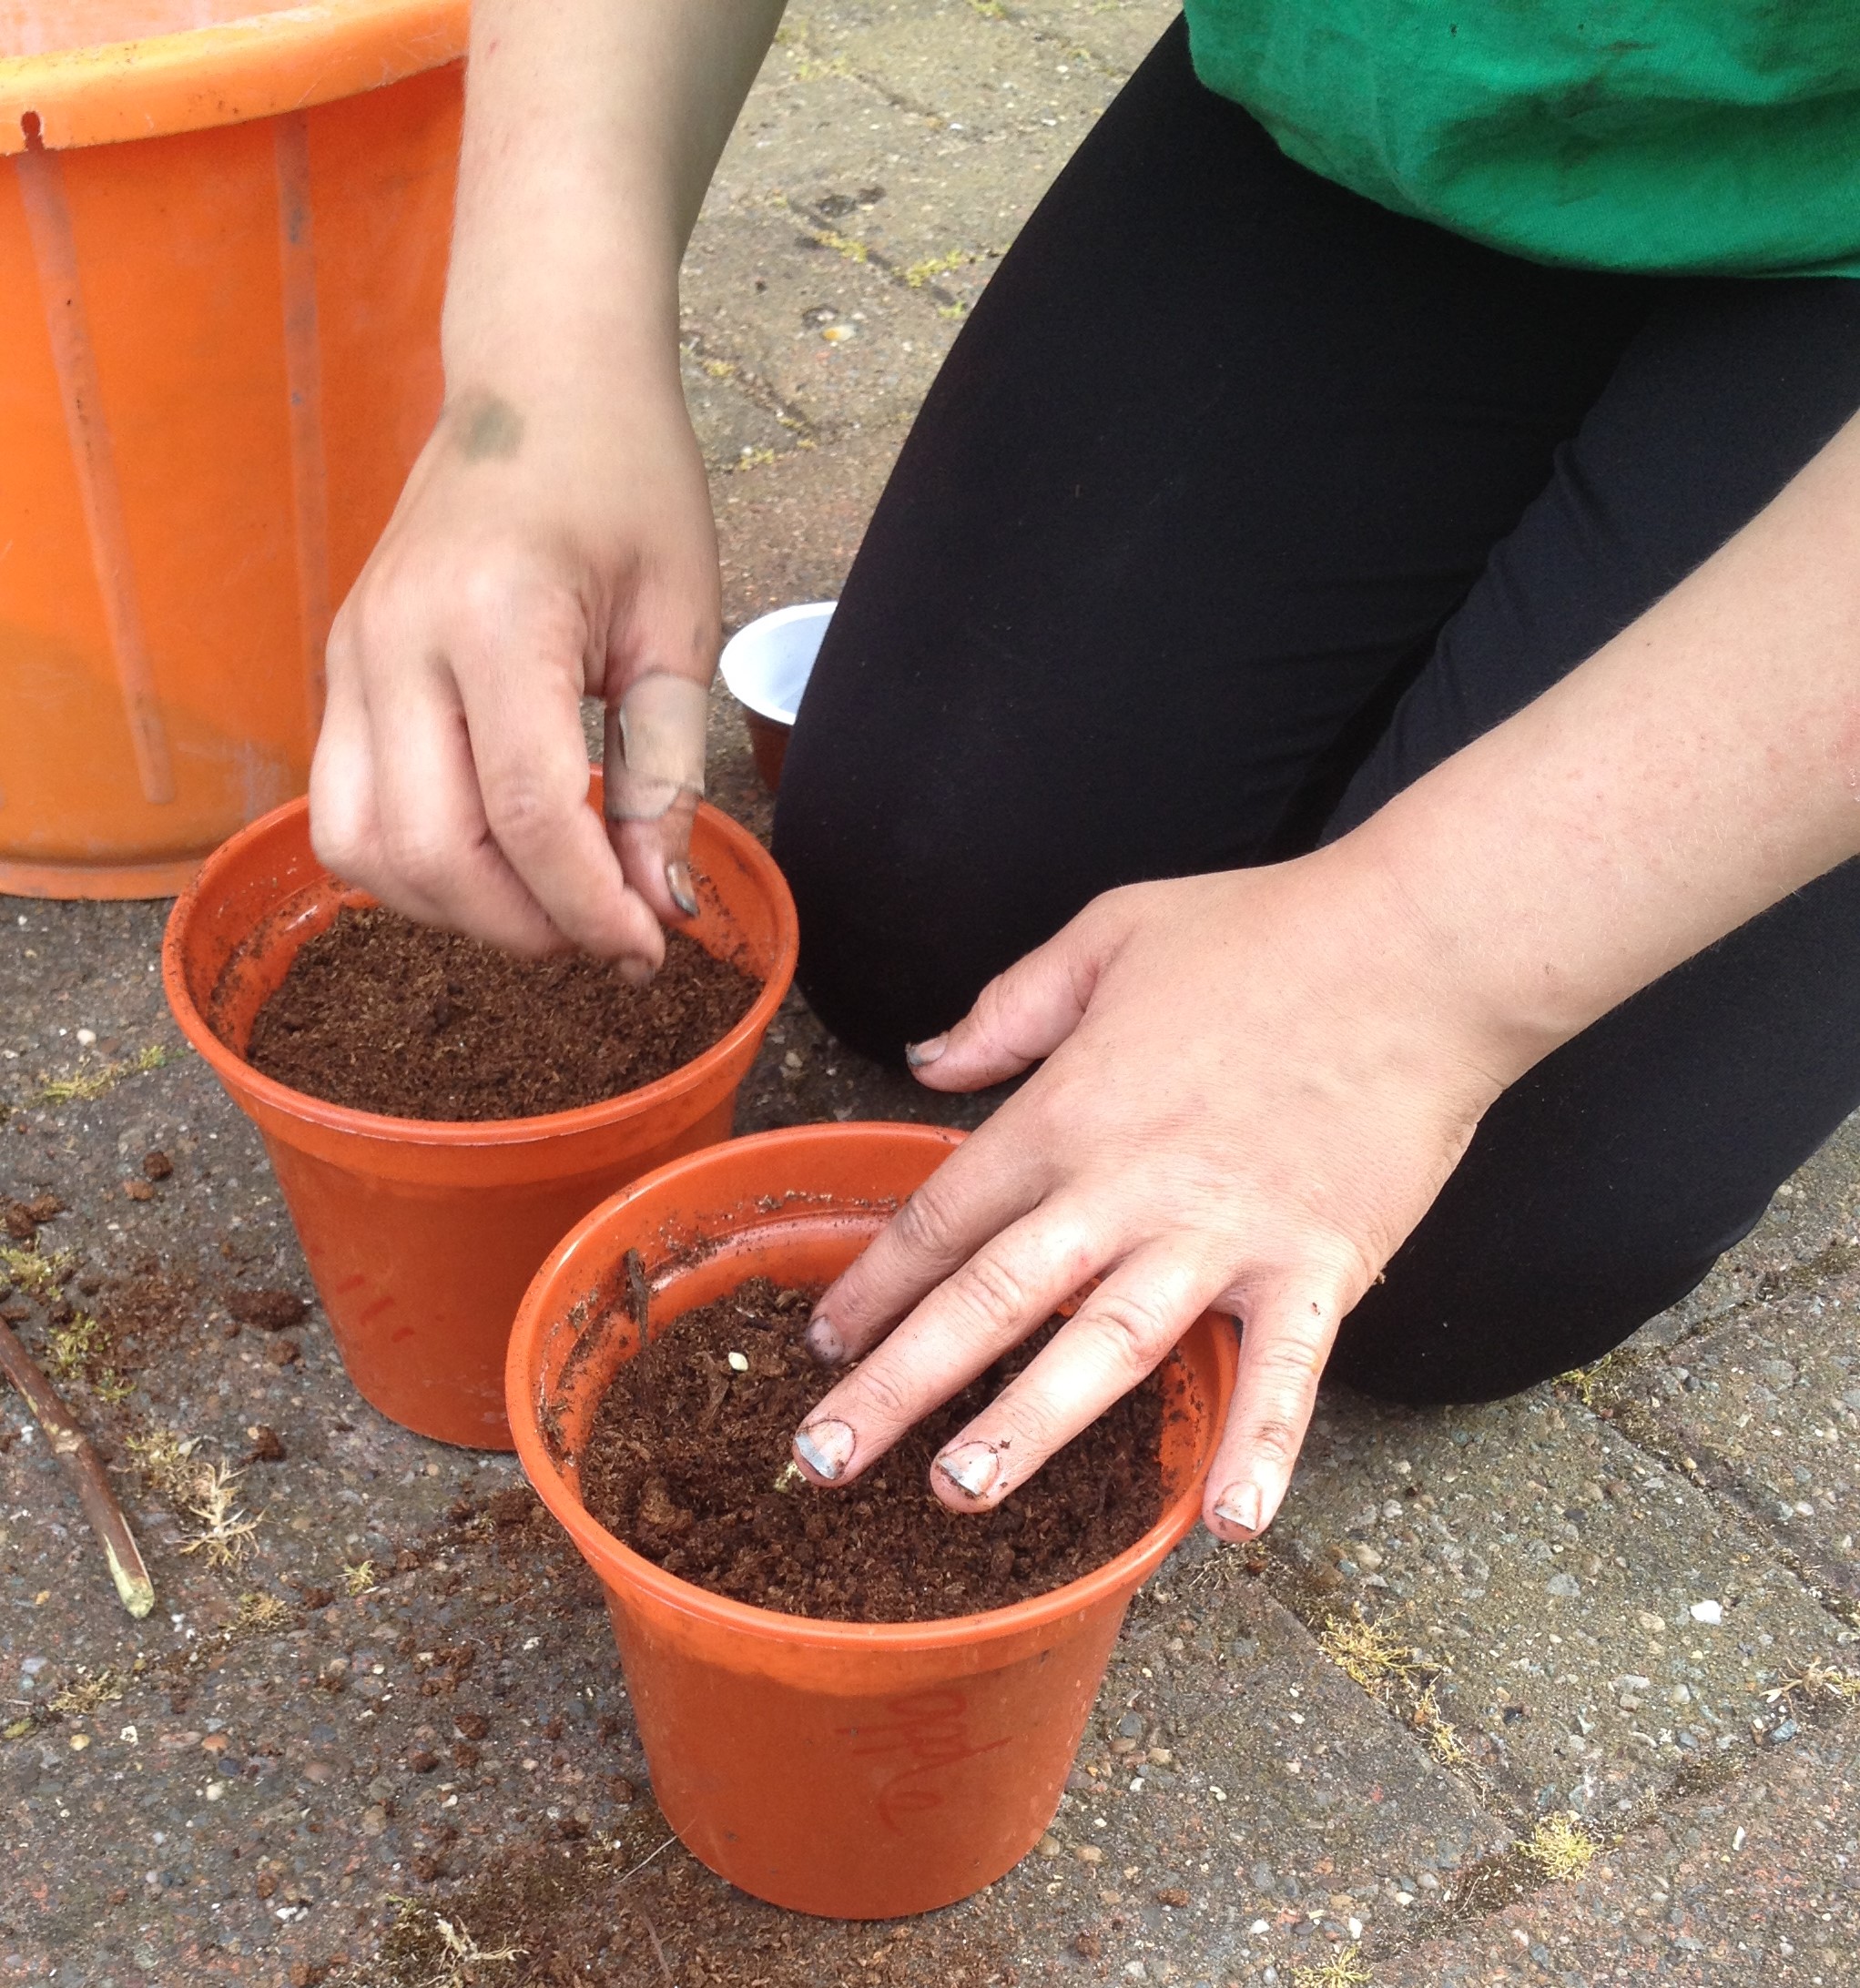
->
309, 372, 719, 973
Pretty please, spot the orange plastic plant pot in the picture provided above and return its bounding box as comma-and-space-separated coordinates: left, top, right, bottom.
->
162, 788, 798, 1449
0, 3, 468, 898
744, 710, 791, 793
506, 1123, 1238, 1919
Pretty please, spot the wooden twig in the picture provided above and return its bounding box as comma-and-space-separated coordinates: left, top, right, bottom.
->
0, 1319, 154, 1618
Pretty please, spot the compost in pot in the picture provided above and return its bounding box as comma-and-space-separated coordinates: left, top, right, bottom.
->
579, 1275, 1166, 1624
244, 906, 759, 1121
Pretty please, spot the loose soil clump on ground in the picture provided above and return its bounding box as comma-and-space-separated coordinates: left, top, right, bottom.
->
580, 1277, 1164, 1623
245, 907, 759, 1121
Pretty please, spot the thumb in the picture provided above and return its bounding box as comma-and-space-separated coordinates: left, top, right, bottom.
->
909, 908, 1115, 1090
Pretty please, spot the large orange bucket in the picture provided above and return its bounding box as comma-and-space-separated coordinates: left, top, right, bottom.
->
0, 2, 468, 898
162, 788, 798, 1449
506, 1123, 1238, 1918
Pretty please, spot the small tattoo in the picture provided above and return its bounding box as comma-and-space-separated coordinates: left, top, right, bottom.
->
453, 392, 524, 462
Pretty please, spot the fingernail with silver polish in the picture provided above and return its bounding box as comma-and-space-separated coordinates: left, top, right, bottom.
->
936, 1442, 1000, 1501
793, 1418, 856, 1483
666, 860, 699, 919
1213, 1483, 1263, 1535
905, 1033, 948, 1069
804, 1314, 845, 1365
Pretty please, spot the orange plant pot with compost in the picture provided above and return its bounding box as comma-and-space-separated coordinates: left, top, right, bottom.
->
162, 786, 798, 1449
0, 1, 465, 897
504, 1121, 1238, 1919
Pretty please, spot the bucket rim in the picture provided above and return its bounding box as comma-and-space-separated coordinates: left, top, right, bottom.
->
0, 0, 468, 156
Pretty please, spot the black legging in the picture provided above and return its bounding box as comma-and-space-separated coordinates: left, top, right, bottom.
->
771, 20, 1860, 1405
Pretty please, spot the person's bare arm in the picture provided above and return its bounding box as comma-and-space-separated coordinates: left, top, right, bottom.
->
310, 0, 787, 965
790, 407, 1860, 1541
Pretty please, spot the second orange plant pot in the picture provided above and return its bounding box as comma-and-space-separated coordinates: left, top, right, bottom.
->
506, 1123, 1238, 1919
162, 787, 797, 1449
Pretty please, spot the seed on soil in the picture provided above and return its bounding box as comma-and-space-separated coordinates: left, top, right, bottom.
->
264, 1337, 300, 1367
140, 1150, 173, 1181
407, 1749, 440, 1772
1156, 1888, 1191, 1907
121, 1178, 155, 1202
243, 1425, 287, 1464
243, 905, 759, 1121
579, 1276, 1165, 1624
453, 1713, 491, 1740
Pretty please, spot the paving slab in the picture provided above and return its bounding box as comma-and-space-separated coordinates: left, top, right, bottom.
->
712, 420, 910, 630
782, 0, 1119, 137
1039, 1555, 1510, 1983
1265, 1388, 1849, 1824
683, 203, 953, 438
1000, 0, 1179, 80
1600, 1273, 1860, 1616
1374, 1708, 1860, 1988
714, 62, 1072, 313
0, 1501, 619, 1984
681, 350, 800, 474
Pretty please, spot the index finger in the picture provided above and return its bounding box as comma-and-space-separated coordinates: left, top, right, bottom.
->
461, 633, 666, 965
791, 1196, 1112, 1487
801, 1114, 1056, 1367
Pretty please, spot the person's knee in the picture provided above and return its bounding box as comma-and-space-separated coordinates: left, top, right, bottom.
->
1324, 1212, 1734, 1407
773, 746, 997, 1064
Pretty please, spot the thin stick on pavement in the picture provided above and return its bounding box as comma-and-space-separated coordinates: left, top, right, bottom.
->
0, 1318, 155, 1618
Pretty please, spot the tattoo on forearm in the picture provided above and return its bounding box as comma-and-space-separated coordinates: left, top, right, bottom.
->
452, 391, 524, 462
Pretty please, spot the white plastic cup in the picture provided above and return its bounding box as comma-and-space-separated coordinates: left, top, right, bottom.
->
718, 600, 835, 791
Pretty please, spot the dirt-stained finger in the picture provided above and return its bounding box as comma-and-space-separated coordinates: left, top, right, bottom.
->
922, 1243, 1222, 1512
790, 1199, 1112, 1489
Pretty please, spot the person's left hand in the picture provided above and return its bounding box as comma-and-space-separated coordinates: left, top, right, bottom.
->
788, 849, 1525, 1541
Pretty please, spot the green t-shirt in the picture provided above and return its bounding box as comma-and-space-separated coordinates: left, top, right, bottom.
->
1183, 1, 1860, 278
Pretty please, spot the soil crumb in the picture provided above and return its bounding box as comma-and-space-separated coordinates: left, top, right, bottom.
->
96, 1260, 201, 1372
226, 1288, 307, 1332
580, 1277, 1164, 1624
244, 906, 759, 1121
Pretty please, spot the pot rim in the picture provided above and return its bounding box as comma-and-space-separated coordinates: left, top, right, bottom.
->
0, 1, 469, 156
507, 1122, 1236, 1654
159, 794, 799, 1150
